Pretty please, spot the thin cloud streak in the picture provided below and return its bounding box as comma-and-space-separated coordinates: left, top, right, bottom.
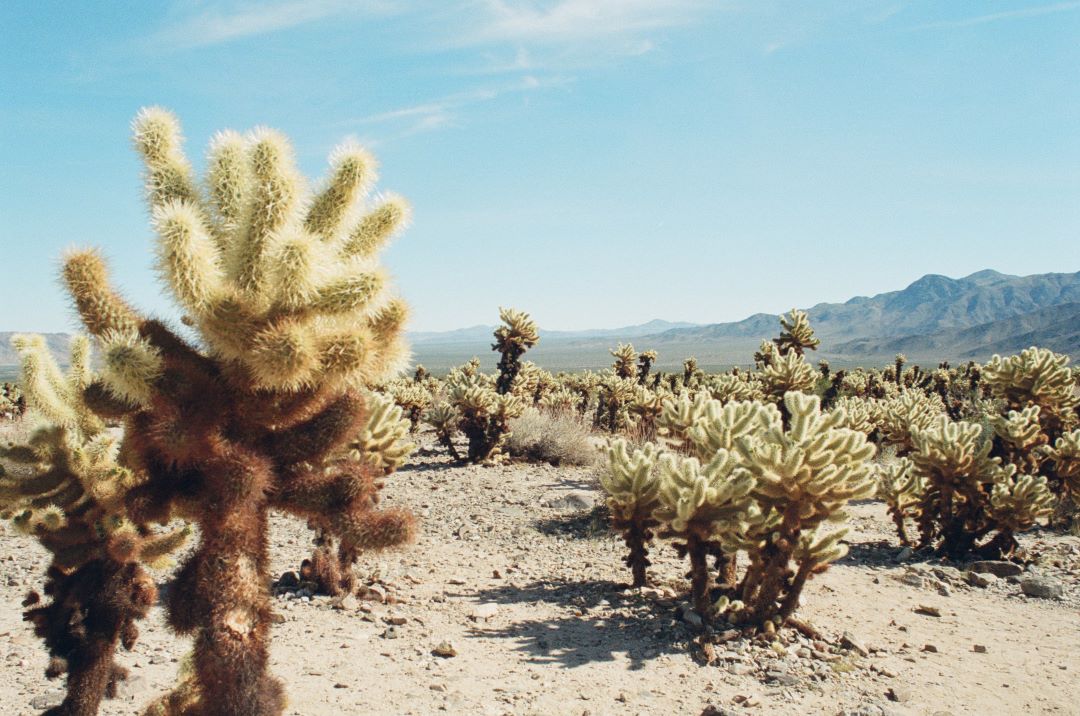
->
909, 0, 1080, 30
156, 0, 398, 48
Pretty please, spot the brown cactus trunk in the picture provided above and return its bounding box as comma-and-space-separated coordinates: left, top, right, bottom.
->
687, 534, 712, 618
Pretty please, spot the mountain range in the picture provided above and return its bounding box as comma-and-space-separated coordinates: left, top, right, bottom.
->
2, 269, 1078, 377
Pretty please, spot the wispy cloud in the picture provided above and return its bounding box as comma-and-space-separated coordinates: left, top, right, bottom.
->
910, 0, 1080, 30
156, 0, 398, 48
345, 75, 572, 139
465, 0, 712, 44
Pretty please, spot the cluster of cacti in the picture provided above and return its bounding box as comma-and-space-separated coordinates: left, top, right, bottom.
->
600, 391, 876, 632
1, 381, 25, 419
0, 108, 420, 715
1, 335, 189, 715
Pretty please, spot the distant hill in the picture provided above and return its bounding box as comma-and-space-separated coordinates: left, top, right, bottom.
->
4, 270, 1079, 375
832, 302, 1080, 360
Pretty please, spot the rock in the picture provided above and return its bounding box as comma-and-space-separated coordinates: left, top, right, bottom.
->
973, 644, 988, 654
913, 605, 941, 617
896, 573, 925, 588
277, 571, 300, 590
964, 571, 992, 588
470, 603, 499, 621
968, 560, 1022, 578
680, 606, 704, 629
922, 644, 938, 653
886, 686, 912, 703
540, 491, 596, 511
766, 669, 799, 686
895, 547, 913, 562
384, 615, 408, 626
841, 631, 870, 657
727, 663, 755, 676
331, 594, 358, 611
358, 585, 386, 603
30, 694, 64, 710
1020, 576, 1063, 599
432, 641, 458, 658
381, 626, 400, 639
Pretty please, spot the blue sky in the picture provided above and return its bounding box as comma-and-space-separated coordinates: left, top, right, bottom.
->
2, 1, 1079, 333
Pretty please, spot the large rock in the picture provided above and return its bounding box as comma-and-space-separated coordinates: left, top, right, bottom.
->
1020, 576, 1064, 600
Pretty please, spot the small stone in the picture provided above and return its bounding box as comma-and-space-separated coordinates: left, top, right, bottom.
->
896, 547, 914, 562
973, 645, 988, 654
841, 631, 870, 657
277, 571, 300, 590
887, 686, 912, 703
470, 603, 499, 621
968, 560, 1022, 578
334, 683, 348, 689
964, 571, 992, 588
31, 694, 64, 710
727, 663, 755, 676
1020, 576, 1064, 600
384, 615, 408, 626
922, 644, 938, 653
269, 612, 286, 624
914, 605, 941, 617
432, 641, 458, 658
331, 594, 358, 611
766, 670, 799, 686
430, 683, 447, 692
540, 491, 596, 511
381, 626, 400, 639
681, 608, 704, 629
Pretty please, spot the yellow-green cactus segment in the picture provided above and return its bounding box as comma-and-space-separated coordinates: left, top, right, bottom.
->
984, 347, 1079, 429
774, 308, 820, 356
349, 392, 416, 475
761, 350, 817, 399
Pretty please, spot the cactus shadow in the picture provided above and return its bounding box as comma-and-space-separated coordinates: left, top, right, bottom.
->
532, 505, 611, 540
464, 578, 690, 670
835, 539, 937, 568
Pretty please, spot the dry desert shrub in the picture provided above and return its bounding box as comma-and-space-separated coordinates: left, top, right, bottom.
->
505, 408, 597, 466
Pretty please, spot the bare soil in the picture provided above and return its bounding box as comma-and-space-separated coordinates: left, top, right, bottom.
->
2, 434, 1078, 715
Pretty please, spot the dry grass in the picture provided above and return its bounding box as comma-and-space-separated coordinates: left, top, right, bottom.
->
506, 408, 598, 466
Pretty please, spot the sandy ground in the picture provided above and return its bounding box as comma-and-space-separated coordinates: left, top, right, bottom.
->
2, 434, 1079, 716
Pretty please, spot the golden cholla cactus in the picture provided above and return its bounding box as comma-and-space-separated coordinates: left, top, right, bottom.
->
493, 307, 539, 395
424, 403, 462, 462
830, 396, 877, 435
753, 340, 778, 369
705, 372, 764, 404
348, 392, 416, 475
447, 381, 523, 463
878, 390, 946, 454
656, 391, 711, 452
761, 350, 817, 408
387, 381, 431, 430
909, 417, 1050, 558
598, 440, 664, 587
636, 349, 658, 385
991, 405, 1047, 473
773, 308, 820, 356
983, 347, 1079, 436
538, 386, 578, 414
988, 467, 1055, 539
1049, 429, 1080, 506
655, 450, 757, 616
732, 392, 876, 627
686, 399, 781, 462
610, 343, 638, 380
594, 375, 638, 433
54, 108, 416, 713
1, 335, 188, 715
876, 458, 923, 545
509, 360, 542, 402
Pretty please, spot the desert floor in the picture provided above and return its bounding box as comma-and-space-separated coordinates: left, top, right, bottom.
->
2, 434, 1078, 716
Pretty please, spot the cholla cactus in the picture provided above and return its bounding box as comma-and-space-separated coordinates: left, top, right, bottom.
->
893, 354, 907, 386
990, 406, 1046, 473
909, 417, 1053, 557
773, 309, 820, 356
684, 399, 777, 462
878, 391, 946, 454
1050, 429, 1080, 505
1, 335, 188, 715
830, 396, 877, 436
493, 307, 539, 395
348, 392, 416, 475
387, 381, 431, 430
657, 391, 710, 452
538, 386, 578, 414
448, 382, 523, 463
594, 375, 638, 433
654, 450, 756, 616
704, 372, 764, 404
424, 403, 461, 462
610, 343, 638, 380
49, 108, 416, 713
760, 350, 816, 414
732, 393, 876, 627
876, 458, 923, 545
983, 347, 1079, 436
637, 349, 658, 385
0, 381, 25, 419
599, 440, 663, 587
683, 356, 701, 385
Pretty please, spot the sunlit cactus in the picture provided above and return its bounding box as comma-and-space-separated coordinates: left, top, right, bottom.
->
988, 467, 1055, 546
654, 450, 756, 617
447, 380, 524, 463
387, 381, 431, 430
493, 307, 539, 395
1, 335, 188, 716
760, 350, 817, 415
348, 391, 416, 475
704, 372, 764, 404
598, 440, 664, 587
878, 390, 946, 454
829, 396, 877, 436
731, 393, 876, 628
538, 385, 578, 414
990, 405, 1046, 473
656, 391, 710, 452
893, 353, 907, 386
773, 308, 820, 356
684, 399, 779, 462
637, 349, 658, 385
51, 108, 417, 714
983, 347, 1079, 436
683, 356, 701, 385
1050, 429, 1080, 506
424, 403, 462, 462
610, 343, 637, 380
876, 457, 923, 545
594, 375, 638, 433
